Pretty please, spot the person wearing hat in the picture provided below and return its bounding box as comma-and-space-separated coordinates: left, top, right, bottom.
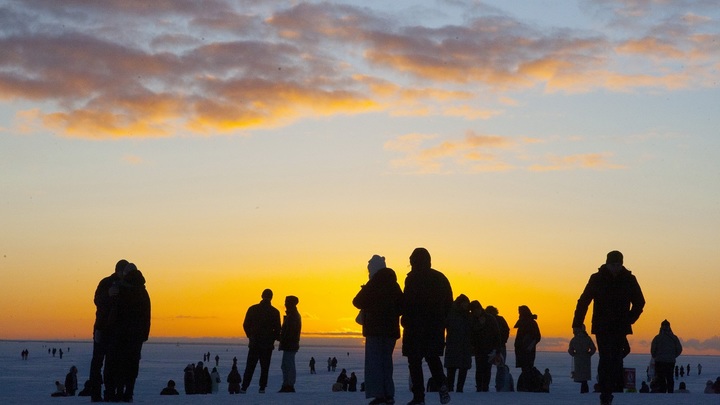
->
278, 295, 301, 393
650, 319, 683, 393
572, 250, 645, 405
241, 289, 281, 394
353, 254, 403, 405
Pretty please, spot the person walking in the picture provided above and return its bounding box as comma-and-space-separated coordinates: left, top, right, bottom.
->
309, 357, 316, 374
278, 295, 302, 393
650, 319, 683, 393
572, 250, 645, 405
568, 324, 596, 393
401, 247, 453, 405
240, 289, 281, 394
353, 254, 403, 405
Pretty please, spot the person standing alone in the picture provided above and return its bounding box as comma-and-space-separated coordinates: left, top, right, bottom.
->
572, 250, 645, 405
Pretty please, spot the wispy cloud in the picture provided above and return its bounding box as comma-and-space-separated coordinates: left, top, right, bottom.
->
0, 0, 718, 138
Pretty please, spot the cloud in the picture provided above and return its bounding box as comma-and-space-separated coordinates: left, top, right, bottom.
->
530, 153, 625, 171
0, 1, 718, 138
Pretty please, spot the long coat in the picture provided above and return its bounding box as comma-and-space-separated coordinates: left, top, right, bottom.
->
352, 267, 403, 339
443, 302, 473, 369
514, 306, 541, 369
572, 265, 645, 336
401, 267, 453, 357
568, 331, 596, 382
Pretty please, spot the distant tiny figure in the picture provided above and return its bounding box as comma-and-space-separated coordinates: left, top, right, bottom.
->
215, 354, 220, 367
639, 381, 649, 393
327, 357, 332, 372
677, 381, 689, 393
572, 250, 645, 405
227, 365, 242, 394
568, 324, 596, 393
679, 365, 685, 378
210, 367, 221, 393
336, 368, 349, 391
698, 363, 702, 375
309, 357, 316, 374
349, 372, 358, 392
59, 348, 63, 359
686, 363, 690, 376
64, 365, 78, 396
704, 380, 715, 393
240, 288, 281, 394
51, 381, 67, 397
331, 356, 338, 372
651, 319, 682, 393
160, 379, 179, 395
542, 368, 552, 393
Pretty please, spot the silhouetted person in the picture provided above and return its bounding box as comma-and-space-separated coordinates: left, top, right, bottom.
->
309, 357, 316, 374
402, 247, 453, 405
215, 354, 219, 367
240, 288, 281, 393
88, 259, 127, 402
278, 295, 301, 393
160, 379, 179, 395
331, 356, 338, 371
469, 300, 501, 392
573, 250, 645, 405
568, 324, 596, 393
336, 368, 349, 391
514, 305, 541, 374
651, 319, 682, 393
349, 371, 358, 392
64, 366, 78, 396
353, 254, 403, 404
443, 294, 472, 393
485, 306, 510, 364
104, 262, 151, 402
677, 381, 690, 393
227, 364, 242, 394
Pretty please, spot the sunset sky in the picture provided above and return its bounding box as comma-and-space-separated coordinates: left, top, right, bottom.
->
1, 1, 719, 354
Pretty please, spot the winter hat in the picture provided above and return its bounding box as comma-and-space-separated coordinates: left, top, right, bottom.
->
285, 295, 299, 307
661, 319, 671, 329
606, 250, 623, 264
367, 255, 386, 278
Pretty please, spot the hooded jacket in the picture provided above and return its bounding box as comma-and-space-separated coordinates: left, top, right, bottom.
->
278, 305, 302, 352
573, 264, 645, 335
650, 323, 682, 363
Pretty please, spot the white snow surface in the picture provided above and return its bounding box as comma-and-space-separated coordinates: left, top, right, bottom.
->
2, 339, 718, 405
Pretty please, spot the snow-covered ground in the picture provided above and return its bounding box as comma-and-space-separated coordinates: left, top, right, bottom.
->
2, 339, 718, 405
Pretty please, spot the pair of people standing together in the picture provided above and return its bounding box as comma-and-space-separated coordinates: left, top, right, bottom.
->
353, 247, 453, 405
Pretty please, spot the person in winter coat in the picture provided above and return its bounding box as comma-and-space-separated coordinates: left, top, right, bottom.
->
88, 259, 126, 402
650, 319, 683, 393
103, 262, 151, 403
514, 305, 541, 373
568, 324, 596, 393
227, 364, 242, 394
210, 367, 221, 394
241, 289, 281, 393
573, 250, 645, 405
401, 248, 453, 405
160, 379, 179, 395
183, 364, 195, 394
485, 306, 510, 362
64, 365, 78, 396
278, 295, 302, 393
469, 300, 501, 392
51, 381, 67, 397
443, 294, 472, 393
352, 255, 403, 405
